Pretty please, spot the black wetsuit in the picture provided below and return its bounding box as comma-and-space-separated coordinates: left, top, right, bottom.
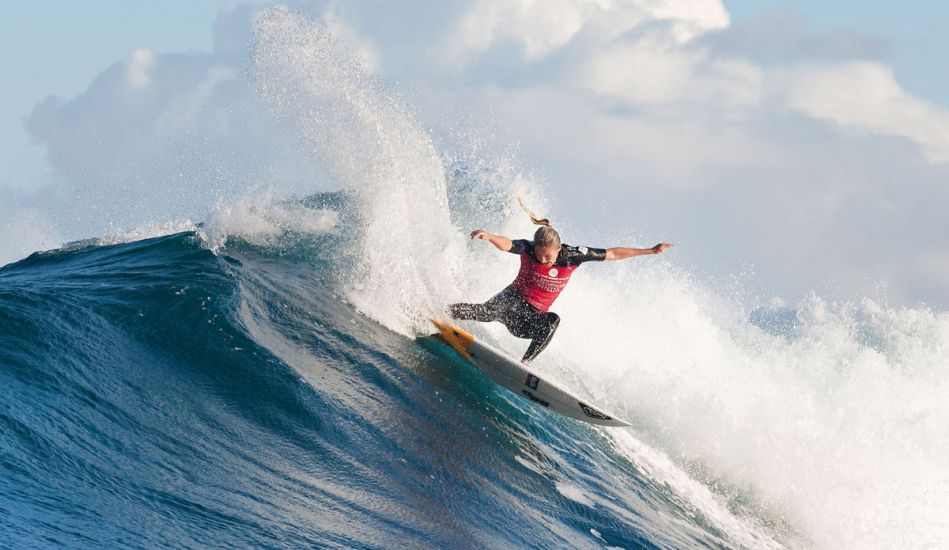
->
450, 240, 606, 363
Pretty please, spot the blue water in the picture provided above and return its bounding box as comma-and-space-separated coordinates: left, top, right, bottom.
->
0, 229, 753, 549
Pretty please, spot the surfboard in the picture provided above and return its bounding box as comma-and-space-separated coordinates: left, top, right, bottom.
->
430, 319, 631, 428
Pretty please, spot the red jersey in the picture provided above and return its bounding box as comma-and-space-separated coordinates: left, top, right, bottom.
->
508, 239, 606, 311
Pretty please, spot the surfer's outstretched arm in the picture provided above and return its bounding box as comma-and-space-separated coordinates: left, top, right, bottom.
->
469, 230, 514, 252
605, 243, 674, 260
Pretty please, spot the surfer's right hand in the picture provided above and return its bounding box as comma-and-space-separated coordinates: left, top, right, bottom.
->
470, 230, 514, 252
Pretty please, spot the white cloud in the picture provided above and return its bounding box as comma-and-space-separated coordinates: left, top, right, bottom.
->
576, 41, 763, 109
581, 42, 699, 103
127, 48, 156, 88
24, 5, 324, 241
471, 85, 780, 185
155, 65, 236, 135
446, 0, 728, 63
646, 0, 730, 42
784, 61, 949, 163
700, 10, 886, 62
451, 0, 594, 61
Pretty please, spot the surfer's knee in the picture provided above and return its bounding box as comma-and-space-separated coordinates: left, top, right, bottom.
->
537, 312, 559, 338
503, 314, 534, 339
547, 313, 560, 331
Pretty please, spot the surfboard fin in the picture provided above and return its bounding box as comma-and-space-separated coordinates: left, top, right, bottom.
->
430, 319, 475, 360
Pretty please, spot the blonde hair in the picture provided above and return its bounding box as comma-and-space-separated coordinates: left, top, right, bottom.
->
534, 226, 561, 248
518, 196, 560, 248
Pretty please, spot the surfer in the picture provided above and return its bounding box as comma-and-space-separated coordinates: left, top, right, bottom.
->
450, 200, 673, 365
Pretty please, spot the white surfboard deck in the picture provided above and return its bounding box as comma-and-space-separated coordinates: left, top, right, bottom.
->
431, 319, 631, 428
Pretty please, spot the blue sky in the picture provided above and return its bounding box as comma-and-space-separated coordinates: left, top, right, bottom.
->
2, 1, 949, 307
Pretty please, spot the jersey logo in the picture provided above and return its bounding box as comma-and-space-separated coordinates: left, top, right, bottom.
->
548, 268, 558, 277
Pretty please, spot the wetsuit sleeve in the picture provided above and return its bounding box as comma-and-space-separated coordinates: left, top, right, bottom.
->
509, 239, 530, 255
564, 244, 607, 266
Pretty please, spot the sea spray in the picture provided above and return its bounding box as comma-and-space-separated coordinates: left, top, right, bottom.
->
251, 7, 464, 333
202, 187, 340, 251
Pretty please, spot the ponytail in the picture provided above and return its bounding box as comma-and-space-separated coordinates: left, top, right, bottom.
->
518, 196, 560, 248
517, 196, 550, 227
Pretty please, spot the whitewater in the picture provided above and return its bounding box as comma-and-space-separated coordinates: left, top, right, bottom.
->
1, 7, 947, 549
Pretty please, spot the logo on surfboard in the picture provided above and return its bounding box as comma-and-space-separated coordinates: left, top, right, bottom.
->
524, 373, 540, 390
579, 403, 612, 420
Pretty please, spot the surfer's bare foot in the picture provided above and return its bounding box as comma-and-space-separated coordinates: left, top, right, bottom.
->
521, 359, 531, 366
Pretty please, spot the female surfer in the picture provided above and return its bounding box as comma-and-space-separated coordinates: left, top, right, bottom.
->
450, 201, 673, 365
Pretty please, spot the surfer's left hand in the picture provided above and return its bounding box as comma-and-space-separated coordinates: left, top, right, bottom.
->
652, 243, 674, 254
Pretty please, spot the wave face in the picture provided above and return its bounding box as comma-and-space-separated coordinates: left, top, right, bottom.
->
0, 229, 744, 549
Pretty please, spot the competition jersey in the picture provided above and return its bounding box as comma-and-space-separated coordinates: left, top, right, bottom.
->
508, 239, 606, 311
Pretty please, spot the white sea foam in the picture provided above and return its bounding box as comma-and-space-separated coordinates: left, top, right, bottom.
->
201, 187, 339, 250
554, 267, 949, 549
98, 219, 201, 245
555, 482, 595, 507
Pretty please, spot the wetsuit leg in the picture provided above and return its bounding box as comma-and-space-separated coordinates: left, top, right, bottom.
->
449, 302, 498, 322
449, 287, 516, 322
521, 312, 560, 364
